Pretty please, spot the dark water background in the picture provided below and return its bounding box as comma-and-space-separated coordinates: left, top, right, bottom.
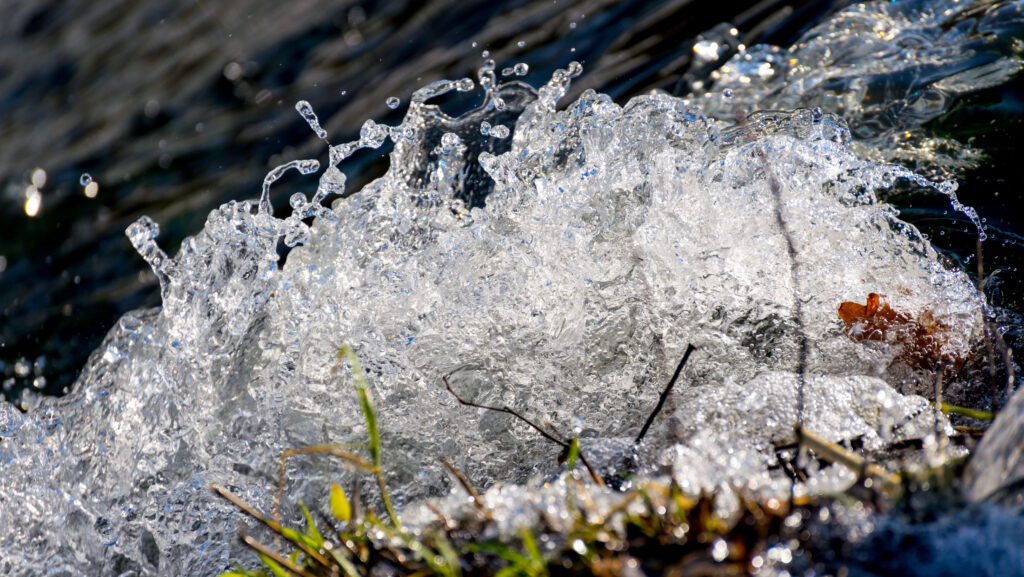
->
1, 0, 1021, 403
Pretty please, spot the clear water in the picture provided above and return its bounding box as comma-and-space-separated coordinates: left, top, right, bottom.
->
2, 0, 1023, 575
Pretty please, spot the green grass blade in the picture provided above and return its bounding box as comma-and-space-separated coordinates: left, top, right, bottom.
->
258, 553, 291, 577
467, 542, 532, 568
433, 531, 463, 577
519, 527, 547, 577
297, 500, 324, 546
938, 402, 994, 421
323, 546, 362, 577
566, 438, 580, 471
339, 346, 400, 528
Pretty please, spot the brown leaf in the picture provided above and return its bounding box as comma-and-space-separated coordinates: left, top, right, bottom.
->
838, 293, 962, 372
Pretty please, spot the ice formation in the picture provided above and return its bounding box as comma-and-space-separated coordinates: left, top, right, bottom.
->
2, 0, 1020, 574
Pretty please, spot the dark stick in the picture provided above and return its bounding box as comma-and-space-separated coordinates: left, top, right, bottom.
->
993, 326, 1016, 402
574, 452, 605, 488
443, 376, 606, 486
635, 344, 696, 445
977, 239, 1001, 412
934, 365, 945, 442
739, 113, 808, 425
443, 376, 567, 447
438, 455, 490, 518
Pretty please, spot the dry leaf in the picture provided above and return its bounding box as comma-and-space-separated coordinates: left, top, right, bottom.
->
838, 293, 962, 371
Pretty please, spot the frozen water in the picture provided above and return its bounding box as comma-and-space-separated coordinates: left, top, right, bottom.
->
2, 0, 1021, 574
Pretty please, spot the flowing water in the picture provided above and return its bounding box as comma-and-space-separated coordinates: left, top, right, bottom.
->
2, 0, 1024, 575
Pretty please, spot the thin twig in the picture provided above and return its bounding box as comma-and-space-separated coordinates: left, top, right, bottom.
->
934, 366, 945, 444
977, 239, 1001, 412
350, 477, 362, 527
443, 376, 565, 446
443, 376, 605, 486
993, 327, 1016, 402
575, 452, 605, 488
240, 527, 318, 577
439, 455, 491, 518
426, 502, 454, 531
794, 425, 900, 492
212, 484, 331, 568
635, 344, 696, 445
739, 112, 808, 425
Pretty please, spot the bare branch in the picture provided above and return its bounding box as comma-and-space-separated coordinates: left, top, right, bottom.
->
443, 376, 606, 487
635, 344, 696, 445
439, 455, 490, 518
443, 376, 568, 448
738, 112, 808, 424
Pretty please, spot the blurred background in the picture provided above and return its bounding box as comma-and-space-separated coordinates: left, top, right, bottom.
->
1, 0, 1021, 403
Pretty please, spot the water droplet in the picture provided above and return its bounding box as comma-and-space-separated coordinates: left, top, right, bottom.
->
84, 182, 99, 198
295, 100, 328, 140
386, 96, 400, 109
80, 173, 93, 186
570, 21, 577, 29
517, 41, 525, 48
440, 133, 461, 151
513, 62, 529, 76
32, 376, 46, 390
318, 166, 346, 198
711, 539, 729, 562
489, 124, 510, 139
31, 168, 46, 188
223, 61, 243, 81
693, 40, 721, 61
24, 186, 41, 217
723, 89, 734, 98
14, 358, 30, 377
296, 159, 320, 174
480, 121, 491, 136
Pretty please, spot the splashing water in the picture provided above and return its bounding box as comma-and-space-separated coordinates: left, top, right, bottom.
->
2, 1, 1021, 574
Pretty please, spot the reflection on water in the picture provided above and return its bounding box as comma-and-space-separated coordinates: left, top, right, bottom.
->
1, 0, 855, 402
